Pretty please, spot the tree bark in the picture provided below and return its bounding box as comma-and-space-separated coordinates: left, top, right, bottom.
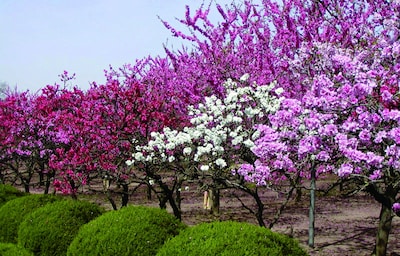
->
308, 169, 316, 248
208, 188, 220, 216
372, 203, 393, 256
121, 183, 129, 207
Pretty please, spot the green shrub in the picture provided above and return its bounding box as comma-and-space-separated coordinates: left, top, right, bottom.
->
157, 221, 308, 256
0, 243, 34, 256
18, 199, 105, 256
0, 184, 25, 208
67, 205, 186, 256
0, 194, 63, 244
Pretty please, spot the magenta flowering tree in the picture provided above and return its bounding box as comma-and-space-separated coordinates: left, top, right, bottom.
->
0, 91, 37, 191
0, 81, 77, 193
49, 68, 191, 208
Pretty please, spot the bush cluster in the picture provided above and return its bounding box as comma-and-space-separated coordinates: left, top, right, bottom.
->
18, 199, 104, 256
0, 184, 25, 208
0, 194, 63, 244
0, 242, 34, 256
157, 221, 308, 256
67, 205, 186, 256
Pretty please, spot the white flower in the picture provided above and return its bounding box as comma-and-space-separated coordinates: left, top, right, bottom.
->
251, 130, 261, 140
243, 139, 255, 148
200, 165, 210, 171
183, 147, 192, 155
168, 156, 175, 162
275, 87, 284, 95
184, 186, 190, 191
232, 116, 242, 123
232, 135, 244, 145
166, 142, 176, 150
125, 160, 134, 166
240, 73, 250, 82
134, 152, 145, 162
215, 158, 227, 168
149, 179, 155, 185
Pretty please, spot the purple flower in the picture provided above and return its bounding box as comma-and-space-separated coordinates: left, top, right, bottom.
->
304, 117, 321, 130
316, 151, 330, 162
389, 128, 400, 144
369, 169, 382, 180
392, 203, 400, 214
359, 129, 371, 142
319, 124, 338, 136
374, 131, 387, 143
381, 90, 393, 102
337, 163, 353, 177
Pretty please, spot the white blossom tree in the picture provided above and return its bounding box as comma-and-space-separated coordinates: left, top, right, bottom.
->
127, 75, 284, 225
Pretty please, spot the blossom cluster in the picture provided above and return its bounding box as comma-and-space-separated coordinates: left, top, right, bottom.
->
127, 76, 284, 173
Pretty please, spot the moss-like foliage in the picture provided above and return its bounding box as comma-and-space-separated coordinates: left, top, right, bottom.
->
0, 194, 63, 244
18, 199, 105, 256
0, 243, 34, 256
157, 221, 308, 256
67, 205, 186, 256
0, 184, 25, 208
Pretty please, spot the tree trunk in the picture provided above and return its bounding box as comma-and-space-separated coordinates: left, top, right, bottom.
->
208, 188, 220, 216
146, 185, 152, 200
308, 169, 316, 248
121, 183, 129, 207
373, 203, 393, 256
253, 189, 266, 227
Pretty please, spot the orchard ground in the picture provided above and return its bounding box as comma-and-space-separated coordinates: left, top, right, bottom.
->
21, 174, 399, 256
49, 178, 399, 256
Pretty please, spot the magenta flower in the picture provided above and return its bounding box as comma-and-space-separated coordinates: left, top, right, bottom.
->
392, 203, 400, 214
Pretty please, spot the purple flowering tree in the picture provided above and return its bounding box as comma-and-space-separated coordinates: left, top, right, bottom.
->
234, 1, 400, 254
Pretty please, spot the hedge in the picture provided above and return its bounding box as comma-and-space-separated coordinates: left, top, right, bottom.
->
18, 199, 104, 256
157, 221, 308, 256
67, 205, 186, 256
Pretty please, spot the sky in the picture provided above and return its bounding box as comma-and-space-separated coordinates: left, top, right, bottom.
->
0, 0, 245, 94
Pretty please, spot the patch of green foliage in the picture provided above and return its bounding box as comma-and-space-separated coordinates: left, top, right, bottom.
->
67, 205, 186, 256
0, 184, 25, 208
18, 199, 105, 256
0, 194, 63, 244
0, 242, 34, 256
157, 221, 308, 256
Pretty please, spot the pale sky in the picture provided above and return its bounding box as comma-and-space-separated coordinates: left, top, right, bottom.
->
0, 0, 247, 93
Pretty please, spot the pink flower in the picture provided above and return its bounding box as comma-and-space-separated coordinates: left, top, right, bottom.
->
392, 203, 400, 214
337, 163, 353, 177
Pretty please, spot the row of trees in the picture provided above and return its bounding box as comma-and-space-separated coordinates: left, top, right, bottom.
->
1, 0, 400, 255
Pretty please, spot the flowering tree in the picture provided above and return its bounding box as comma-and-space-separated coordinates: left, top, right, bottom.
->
230, 1, 400, 254
0, 91, 36, 191
128, 75, 284, 223
48, 68, 190, 208
145, 0, 399, 254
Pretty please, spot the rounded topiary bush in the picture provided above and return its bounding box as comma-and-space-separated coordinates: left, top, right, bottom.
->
0, 194, 63, 244
157, 221, 308, 256
0, 184, 25, 208
67, 205, 186, 256
18, 199, 105, 256
0, 243, 34, 256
